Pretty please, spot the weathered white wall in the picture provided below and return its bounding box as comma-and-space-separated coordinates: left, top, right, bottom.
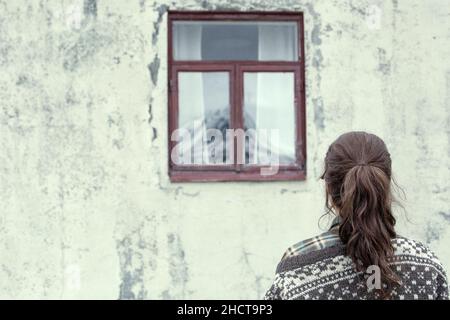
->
0, 0, 449, 299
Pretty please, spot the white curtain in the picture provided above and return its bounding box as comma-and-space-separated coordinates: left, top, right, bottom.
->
253, 24, 296, 164
258, 24, 297, 61
175, 24, 209, 164
173, 23, 203, 60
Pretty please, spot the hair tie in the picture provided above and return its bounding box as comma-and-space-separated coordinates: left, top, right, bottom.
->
356, 162, 368, 166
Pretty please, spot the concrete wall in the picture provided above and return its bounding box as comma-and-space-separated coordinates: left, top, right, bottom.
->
0, 0, 449, 299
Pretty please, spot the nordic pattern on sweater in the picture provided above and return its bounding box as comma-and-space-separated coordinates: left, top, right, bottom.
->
264, 237, 448, 300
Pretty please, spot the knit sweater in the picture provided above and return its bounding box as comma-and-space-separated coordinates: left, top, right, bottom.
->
264, 237, 448, 300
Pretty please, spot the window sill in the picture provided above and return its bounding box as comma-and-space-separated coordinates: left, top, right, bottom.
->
169, 170, 306, 182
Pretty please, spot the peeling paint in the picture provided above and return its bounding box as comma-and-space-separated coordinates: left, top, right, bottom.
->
117, 235, 146, 300
439, 212, 450, 223
148, 51, 160, 143
83, 0, 97, 18
312, 49, 323, 69
349, 3, 366, 16
377, 48, 391, 75
62, 28, 112, 71
116, 225, 156, 300
164, 233, 189, 299
152, 4, 169, 46
175, 186, 200, 198
280, 188, 305, 195
306, 3, 322, 45
148, 55, 160, 86
312, 97, 325, 130
140, 0, 147, 12
306, 2, 326, 133
107, 112, 125, 150
152, 127, 158, 142
425, 223, 444, 244
198, 0, 243, 11
148, 97, 154, 124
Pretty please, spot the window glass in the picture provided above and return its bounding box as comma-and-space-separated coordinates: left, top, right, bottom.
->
243, 72, 296, 164
177, 72, 230, 165
173, 21, 298, 61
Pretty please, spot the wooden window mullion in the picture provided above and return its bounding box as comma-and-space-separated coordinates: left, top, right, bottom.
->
235, 63, 244, 173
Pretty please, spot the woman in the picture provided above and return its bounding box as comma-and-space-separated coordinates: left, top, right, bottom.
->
265, 132, 448, 300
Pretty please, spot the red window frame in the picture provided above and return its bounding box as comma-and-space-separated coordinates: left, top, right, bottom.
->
168, 11, 306, 182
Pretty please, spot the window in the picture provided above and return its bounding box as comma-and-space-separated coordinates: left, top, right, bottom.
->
168, 12, 306, 182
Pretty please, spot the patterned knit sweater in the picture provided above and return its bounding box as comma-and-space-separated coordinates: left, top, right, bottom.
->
264, 237, 448, 300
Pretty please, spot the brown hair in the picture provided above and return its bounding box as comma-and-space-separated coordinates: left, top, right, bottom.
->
321, 131, 400, 297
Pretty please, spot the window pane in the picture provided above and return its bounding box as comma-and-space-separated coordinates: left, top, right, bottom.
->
177, 72, 230, 165
173, 21, 298, 61
243, 72, 296, 165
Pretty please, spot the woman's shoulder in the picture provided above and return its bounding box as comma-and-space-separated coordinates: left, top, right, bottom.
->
392, 236, 447, 275
393, 236, 441, 259
276, 229, 344, 274
280, 229, 341, 261
280, 218, 342, 261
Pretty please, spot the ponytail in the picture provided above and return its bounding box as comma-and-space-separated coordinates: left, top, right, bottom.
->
340, 164, 399, 296
322, 132, 401, 298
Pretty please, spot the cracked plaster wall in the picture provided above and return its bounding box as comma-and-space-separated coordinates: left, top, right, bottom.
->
0, 0, 449, 299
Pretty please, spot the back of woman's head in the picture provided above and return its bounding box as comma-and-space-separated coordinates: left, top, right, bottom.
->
321, 131, 400, 296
